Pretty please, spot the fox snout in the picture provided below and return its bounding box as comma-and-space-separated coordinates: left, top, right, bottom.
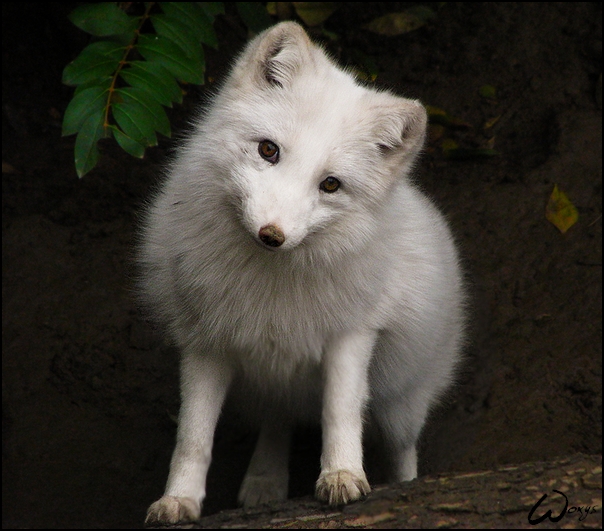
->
259, 224, 286, 247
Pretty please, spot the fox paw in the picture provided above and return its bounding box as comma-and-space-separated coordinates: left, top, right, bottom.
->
145, 495, 200, 526
315, 469, 370, 506
238, 474, 288, 508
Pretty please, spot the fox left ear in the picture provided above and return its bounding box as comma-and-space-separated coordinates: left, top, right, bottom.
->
373, 97, 428, 164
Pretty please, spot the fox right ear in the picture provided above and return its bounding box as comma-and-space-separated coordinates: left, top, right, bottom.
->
236, 22, 315, 89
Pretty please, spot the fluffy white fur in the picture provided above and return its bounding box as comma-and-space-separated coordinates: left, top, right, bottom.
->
142, 22, 465, 526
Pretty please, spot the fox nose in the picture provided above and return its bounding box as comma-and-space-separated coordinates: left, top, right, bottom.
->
259, 224, 285, 247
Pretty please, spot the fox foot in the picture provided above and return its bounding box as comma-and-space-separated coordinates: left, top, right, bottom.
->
145, 495, 200, 526
238, 473, 288, 508
315, 469, 370, 506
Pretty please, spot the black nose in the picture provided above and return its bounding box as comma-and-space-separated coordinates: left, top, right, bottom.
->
259, 224, 285, 247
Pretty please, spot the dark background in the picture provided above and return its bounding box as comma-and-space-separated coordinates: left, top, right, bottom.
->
2, 2, 601, 528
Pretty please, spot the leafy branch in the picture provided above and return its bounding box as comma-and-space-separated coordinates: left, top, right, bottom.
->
62, 2, 223, 177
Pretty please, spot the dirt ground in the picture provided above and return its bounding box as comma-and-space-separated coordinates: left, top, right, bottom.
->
2, 3, 601, 529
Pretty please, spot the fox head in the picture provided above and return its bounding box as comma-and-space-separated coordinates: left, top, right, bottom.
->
189, 22, 427, 256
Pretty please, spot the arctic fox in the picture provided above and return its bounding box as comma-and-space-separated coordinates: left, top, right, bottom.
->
142, 21, 465, 525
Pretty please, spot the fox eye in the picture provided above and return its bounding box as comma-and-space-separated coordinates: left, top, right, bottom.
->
320, 176, 340, 193
258, 140, 279, 163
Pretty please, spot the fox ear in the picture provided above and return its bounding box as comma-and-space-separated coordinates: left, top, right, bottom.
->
372, 97, 428, 167
376, 98, 427, 155
236, 22, 315, 88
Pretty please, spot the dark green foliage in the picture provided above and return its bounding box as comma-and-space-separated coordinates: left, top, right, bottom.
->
62, 2, 224, 177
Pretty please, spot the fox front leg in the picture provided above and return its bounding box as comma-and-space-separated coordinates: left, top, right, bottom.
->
146, 351, 232, 526
315, 330, 375, 505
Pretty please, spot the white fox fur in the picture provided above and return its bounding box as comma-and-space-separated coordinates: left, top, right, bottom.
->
142, 21, 465, 525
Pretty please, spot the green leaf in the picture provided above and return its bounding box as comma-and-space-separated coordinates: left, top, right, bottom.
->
62, 41, 124, 86
112, 86, 173, 147
151, 14, 203, 60
426, 105, 472, 129
364, 7, 436, 36
159, 2, 206, 28
73, 76, 113, 97
74, 112, 105, 177
479, 85, 497, 99
200, 2, 225, 17
69, 3, 135, 37
112, 102, 157, 147
120, 61, 182, 107
115, 87, 171, 138
138, 34, 205, 84
62, 85, 108, 137
292, 2, 338, 27
546, 184, 579, 233
159, 2, 218, 47
111, 126, 147, 158
236, 2, 274, 34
